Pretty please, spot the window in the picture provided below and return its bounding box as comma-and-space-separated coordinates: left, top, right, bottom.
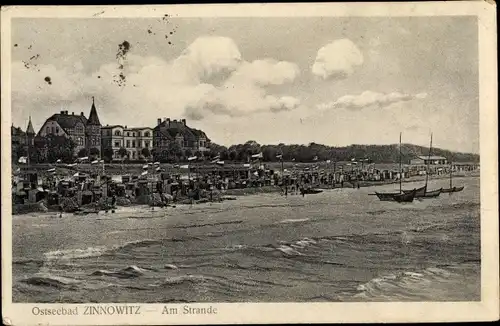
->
115, 130, 121, 136
126, 140, 130, 148
132, 152, 136, 159
46, 127, 50, 134
184, 140, 188, 147
114, 141, 120, 147
56, 127, 59, 133
127, 132, 130, 137
137, 132, 141, 137
107, 130, 111, 136
145, 141, 149, 148
132, 141, 136, 148
145, 132, 150, 137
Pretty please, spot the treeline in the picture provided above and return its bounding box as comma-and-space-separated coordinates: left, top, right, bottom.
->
12, 138, 479, 164
206, 141, 480, 163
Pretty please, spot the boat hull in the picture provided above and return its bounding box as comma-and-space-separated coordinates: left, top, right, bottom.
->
420, 188, 442, 198
442, 186, 464, 193
375, 189, 416, 203
403, 185, 426, 197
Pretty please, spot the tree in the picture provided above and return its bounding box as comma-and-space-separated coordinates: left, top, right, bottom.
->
141, 147, 151, 159
102, 147, 114, 162
118, 147, 128, 160
78, 147, 89, 158
89, 147, 100, 159
184, 149, 193, 159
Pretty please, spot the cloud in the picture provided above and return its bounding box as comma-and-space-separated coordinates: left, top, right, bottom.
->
12, 36, 301, 131
317, 91, 428, 111
312, 39, 363, 80
184, 58, 301, 120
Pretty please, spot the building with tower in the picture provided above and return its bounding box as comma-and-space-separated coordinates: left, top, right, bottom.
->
34, 98, 102, 158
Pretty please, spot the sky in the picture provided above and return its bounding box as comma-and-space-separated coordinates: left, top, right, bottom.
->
11, 16, 479, 153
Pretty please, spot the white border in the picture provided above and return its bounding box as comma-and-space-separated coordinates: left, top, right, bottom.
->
1, 2, 498, 325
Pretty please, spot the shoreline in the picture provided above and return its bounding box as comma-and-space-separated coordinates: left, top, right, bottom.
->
12, 173, 478, 216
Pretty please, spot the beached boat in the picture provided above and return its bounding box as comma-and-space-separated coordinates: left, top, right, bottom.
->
375, 189, 416, 202
303, 188, 323, 195
442, 160, 464, 193
403, 185, 427, 197
421, 188, 442, 198
403, 134, 441, 198
442, 186, 464, 193
373, 133, 415, 203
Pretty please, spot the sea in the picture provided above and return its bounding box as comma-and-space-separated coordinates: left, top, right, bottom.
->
12, 177, 480, 303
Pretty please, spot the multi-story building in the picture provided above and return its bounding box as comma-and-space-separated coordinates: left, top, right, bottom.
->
101, 125, 153, 161
35, 98, 102, 156
153, 118, 210, 156
410, 155, 448, 165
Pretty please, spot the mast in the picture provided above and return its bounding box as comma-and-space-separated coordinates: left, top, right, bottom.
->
425, 133, 433, 188
399, 132, 402, 194
449, 158, 453, 189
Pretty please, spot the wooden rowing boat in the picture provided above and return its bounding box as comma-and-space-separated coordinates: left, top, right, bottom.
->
375, 189, 416, 202
442, 186, 464, 193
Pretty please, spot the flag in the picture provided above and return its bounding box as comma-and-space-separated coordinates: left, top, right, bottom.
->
142, 165, 149, 169
216, 161, 224, 166
99, 160, 104, 163
79, 156, 89, 161
154, 161, 160, 165
47, 168, 55, 172
141, 171, 148, 176
73, 172, 79, 177
351, 158, 356, 161
251, 152, 263, 158
56, 159, 62, 163
18, 156, 27, 164
188, 156, 197, 161
253, 171, 259, 176
91, 160, 98, 164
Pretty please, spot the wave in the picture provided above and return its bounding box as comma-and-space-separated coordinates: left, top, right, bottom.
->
278, 218, 310, 224
21, 273, 81, 290
42, 236, 202, 261
91, 265, 150, 279
347, 265, 480, 301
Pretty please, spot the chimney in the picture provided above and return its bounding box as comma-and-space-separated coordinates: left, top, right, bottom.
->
72, 112, 74, 115
181, 119, 186, 126
65, 110, 69, 115
60, 110, 65, 114
80, 112, 84, 116
157, 118, 161, 126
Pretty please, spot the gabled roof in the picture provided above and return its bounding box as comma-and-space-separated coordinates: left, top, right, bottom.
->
11, 125, 25, 136
87, 97, 101, 125
46, 113, 87, 131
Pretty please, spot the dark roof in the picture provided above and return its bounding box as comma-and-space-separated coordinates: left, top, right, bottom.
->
102, 125, 123, 129
46, 113, 87, 131
190, 128, 208, 139
11, 126, 25, 136
87, 100, 101, 125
